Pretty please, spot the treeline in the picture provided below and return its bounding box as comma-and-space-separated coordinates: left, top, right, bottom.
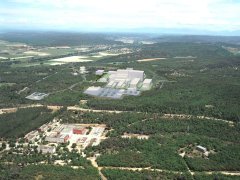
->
102, 169, 193, 180
0, 32, 119, 46
0, 107, 56, 138
0, 164, 100, 180
99, 42, 232, 63
194, 173, 240, 180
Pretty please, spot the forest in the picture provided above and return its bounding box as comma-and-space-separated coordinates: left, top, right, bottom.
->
0, 107, 57, 138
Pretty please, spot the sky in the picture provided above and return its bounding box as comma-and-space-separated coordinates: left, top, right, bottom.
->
0, 0, 240, 34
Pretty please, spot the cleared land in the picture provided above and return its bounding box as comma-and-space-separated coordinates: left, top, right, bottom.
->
23, 51, 50, 56
137, 57, 167, 62
49, 56, 93, 63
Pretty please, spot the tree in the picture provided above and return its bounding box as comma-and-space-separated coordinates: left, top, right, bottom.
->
71, 143, 77, 149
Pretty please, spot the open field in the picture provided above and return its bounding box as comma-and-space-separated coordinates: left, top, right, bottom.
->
49, 56, 93, 63
23, 51, 50, 56
137, 57, 167, 62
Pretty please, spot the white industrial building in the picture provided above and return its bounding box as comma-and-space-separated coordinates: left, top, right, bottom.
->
108, 69, 144, 82
84, 68, 152, 99
96, 70, 105, 76
84, 86, 102, 96
142, 79, 153, 90
130, 78, 141, 88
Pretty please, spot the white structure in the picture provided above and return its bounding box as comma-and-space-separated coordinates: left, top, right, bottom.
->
84, 68, 152, 99
109, 69, 144, 82
38, 145, 56, 154
84, 86, 102, 96
26, 92, 48, 101
80, 66, 88, 74
196, 145, 207, 153
96, 70, 105, 76
130, 78, 141, 88
142, 79, 153, 90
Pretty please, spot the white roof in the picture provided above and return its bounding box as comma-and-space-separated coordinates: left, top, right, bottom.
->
130, 78, 140, 85
96, 70, 104, 72
87, 86, 101, 91
197, 145, 207, 149
143, 79, 152, 83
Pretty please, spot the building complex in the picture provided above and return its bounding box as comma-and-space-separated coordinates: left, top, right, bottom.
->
84, 68, 153, 99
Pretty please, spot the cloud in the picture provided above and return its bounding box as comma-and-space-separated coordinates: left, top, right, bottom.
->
1, 0, 240, 32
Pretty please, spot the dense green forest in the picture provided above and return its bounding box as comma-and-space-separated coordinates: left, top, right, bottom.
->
0, 164, 100, 180
0, 107, 56, 138
102, 169, 192, 180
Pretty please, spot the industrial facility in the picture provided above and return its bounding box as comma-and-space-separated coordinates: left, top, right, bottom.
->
84, 68, 152, 99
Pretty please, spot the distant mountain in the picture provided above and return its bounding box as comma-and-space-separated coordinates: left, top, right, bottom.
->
151, 35, 240, 45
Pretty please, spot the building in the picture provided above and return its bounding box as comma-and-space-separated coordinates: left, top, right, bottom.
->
38, 145, 56, 154
25, 130, 39, 143
142, 79, 153, 90
108, 69, 144, 82
84, 68, 152, 99
38, 124, 49, 133
45, 133, 69, 143
84, 86, 102, 96
61, 126, 73, 137
96, 70, 104, 76
196, 145, 207, 153
25, 92, 49, 101
79, 66, 88, 74
130, 78, 141, 88
73, 127, 87, 135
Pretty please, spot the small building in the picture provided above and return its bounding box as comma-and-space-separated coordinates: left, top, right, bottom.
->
26, 92, 49, 101
45, 133, 69, 143
142, 79, 153, 90
77, 137, 87, 144
96, 70, 104, 76
38, 145, 56, 154
73, 127, 87, 135
79, 66, 88, 74
25, 130, 39, 143
38, 124, 49, 133
61, 126, 73, 135
196, 145, 207, 153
